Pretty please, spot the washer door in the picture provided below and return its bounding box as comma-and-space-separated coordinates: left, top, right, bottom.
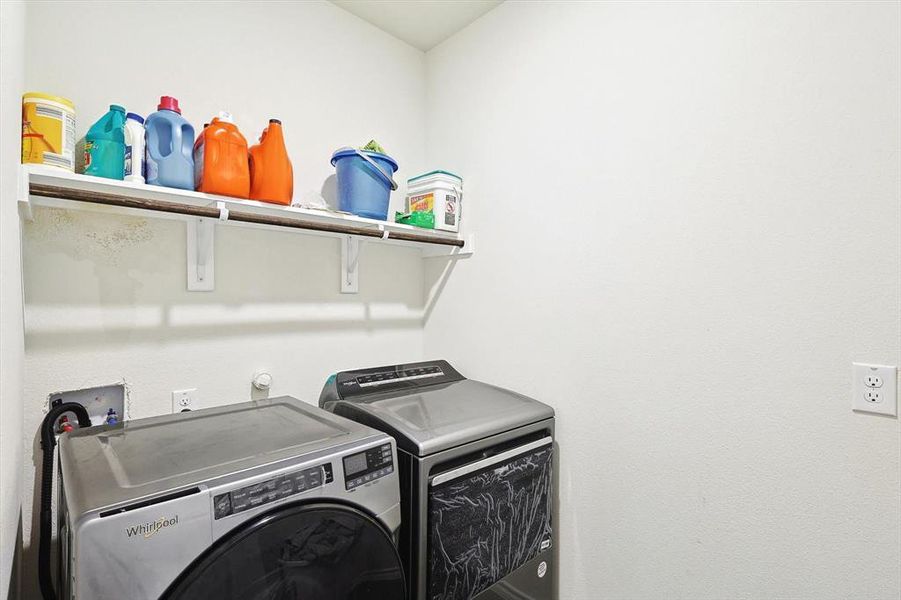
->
161, 502, 405, 600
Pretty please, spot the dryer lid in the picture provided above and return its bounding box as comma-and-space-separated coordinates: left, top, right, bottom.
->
321, 361, 554, 456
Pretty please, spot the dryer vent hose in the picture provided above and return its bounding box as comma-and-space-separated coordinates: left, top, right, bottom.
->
39, 402, 91, 600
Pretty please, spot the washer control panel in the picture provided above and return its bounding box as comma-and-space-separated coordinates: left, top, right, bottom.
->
343, 443, 394, 490
213, 463, 333, 519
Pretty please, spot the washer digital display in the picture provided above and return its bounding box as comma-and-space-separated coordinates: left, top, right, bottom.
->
343, 453, 368, 476
343, 444, 394, 490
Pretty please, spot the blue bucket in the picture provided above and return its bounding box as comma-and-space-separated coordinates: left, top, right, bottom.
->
331, 148, 399, 220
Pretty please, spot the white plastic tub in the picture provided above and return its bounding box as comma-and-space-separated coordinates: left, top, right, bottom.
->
405, 170, 463, 232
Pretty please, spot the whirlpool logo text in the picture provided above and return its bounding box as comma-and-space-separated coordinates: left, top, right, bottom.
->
125, 515, 179, 540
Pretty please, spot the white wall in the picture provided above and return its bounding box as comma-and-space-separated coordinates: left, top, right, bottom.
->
19, 1, 428, 597
425, 2, 901, 599
0, 1, 27, 598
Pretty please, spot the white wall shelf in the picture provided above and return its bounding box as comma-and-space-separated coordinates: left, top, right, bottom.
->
18, 165, 472, 293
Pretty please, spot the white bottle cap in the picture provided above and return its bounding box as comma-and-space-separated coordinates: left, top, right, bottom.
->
217, 111, 234, 124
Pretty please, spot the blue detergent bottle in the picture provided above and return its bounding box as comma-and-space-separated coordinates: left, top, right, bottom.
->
145, 96, 195, 190
84, 104, 126, 180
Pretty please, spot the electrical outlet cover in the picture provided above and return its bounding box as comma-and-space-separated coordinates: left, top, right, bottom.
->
852, 363, 897, 416
172, 388, 198, 413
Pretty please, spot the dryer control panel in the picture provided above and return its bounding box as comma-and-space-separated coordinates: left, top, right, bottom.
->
213, 463, 333, 519
320, 360, 464, 404
343, 443, 394, 490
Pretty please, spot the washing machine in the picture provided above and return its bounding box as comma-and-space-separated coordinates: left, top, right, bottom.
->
319, 360, 557, 600
57, 397, 406, 599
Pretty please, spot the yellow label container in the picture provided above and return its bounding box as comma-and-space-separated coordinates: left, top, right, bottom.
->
407, 192, 434, 213
22, 92, 76, 171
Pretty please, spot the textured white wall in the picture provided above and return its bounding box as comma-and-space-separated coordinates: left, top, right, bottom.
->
0, 1, 27, 598
19, 1, 428, 597
424, 2, 901, 599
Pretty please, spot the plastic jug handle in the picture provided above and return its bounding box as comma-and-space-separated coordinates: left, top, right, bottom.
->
338, 147, 398, 191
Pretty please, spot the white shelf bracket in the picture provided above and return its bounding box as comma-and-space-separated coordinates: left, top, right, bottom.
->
187, 218, 215, 291
216, 200, 230, 222
341, 235, 362, 294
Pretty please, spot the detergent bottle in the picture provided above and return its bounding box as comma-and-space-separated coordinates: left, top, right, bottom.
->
145, 96, 195, 190
249, 119, 293, 205
194, 112, 250, 198
123, 112, 145, 183
84, 105, 126, 180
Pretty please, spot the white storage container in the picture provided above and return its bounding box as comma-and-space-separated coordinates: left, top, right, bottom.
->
123, 112, 146, 183
405, 170, 463, 233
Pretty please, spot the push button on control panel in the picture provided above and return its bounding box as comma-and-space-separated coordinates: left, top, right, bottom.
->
343, 443, 394, 490
213, 463, 328, 520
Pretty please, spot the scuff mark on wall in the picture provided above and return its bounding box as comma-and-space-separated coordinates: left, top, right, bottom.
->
25, 207, 154, 266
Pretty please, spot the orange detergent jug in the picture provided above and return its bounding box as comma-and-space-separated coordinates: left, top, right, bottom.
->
194, 112, 250, 198
249, 119, 293, 205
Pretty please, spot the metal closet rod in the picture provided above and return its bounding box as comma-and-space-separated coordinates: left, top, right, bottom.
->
28, 183, 466, 248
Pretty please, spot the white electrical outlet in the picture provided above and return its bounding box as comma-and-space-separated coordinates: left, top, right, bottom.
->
172, 388, 198, 413
852, 363, 897, 416
864, 373, 884, 388
864, 389, 883, 403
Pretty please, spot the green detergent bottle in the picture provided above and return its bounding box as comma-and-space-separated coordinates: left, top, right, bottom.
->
84, 105, 126, 179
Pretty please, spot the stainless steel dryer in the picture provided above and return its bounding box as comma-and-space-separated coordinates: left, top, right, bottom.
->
57, 397, 406, 600
319, 360, 556, 600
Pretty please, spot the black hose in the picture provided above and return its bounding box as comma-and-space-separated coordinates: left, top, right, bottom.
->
38, 402, 91, 600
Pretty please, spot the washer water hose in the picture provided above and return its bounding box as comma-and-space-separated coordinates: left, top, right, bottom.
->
38, 402, 91, 600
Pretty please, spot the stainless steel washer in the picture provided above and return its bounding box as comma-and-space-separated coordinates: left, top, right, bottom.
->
57, 397, 406, 600
319, 360, 557, 600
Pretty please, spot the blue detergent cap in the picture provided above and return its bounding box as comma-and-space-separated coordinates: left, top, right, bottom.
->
126, 112, 144, 124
